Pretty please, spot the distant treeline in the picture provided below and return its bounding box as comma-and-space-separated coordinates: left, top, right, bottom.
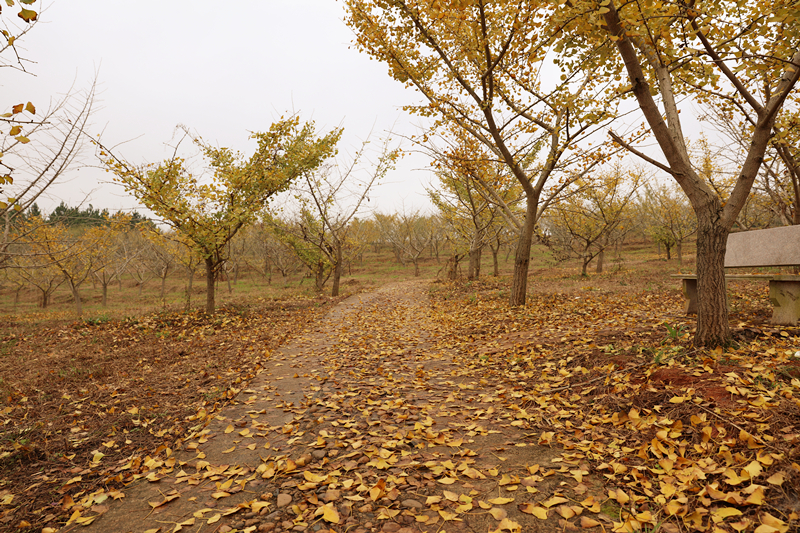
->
15, 202, 152, 228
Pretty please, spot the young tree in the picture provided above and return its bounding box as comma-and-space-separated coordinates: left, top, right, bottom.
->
543, 168, 639, 276
102, 117, 340, 314
291, 137, 399, 296
555, 0, 800, 346
637, 182, 697, 264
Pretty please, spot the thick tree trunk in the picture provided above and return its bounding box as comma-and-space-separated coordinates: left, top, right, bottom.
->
581, 255, 590, 276
40, 288, 48, 309
491, 246, 499, 277
205, 256, 216, 315
693, 219, 731, 347
331, 244, 343, 297
509, 198, 537, 306
665, 244, 672, 260
413, 259, 420, 277
315, 261, 326, 292
596, 250, 604, 273
102, 283, 108, 307
447, 254, 460, 280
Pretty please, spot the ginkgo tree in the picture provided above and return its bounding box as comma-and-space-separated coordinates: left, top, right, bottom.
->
553, 0, 800, 346
543, 167, 640, 276
102, 117, 340, 314
345, 0, 616, 306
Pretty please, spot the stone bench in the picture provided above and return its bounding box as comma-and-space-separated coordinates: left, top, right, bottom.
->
673, 226, 800, 325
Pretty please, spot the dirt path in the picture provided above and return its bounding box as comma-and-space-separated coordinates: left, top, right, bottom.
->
69, 281, 603, 533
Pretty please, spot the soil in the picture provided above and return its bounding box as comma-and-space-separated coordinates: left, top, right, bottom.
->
62, 281, 592, 533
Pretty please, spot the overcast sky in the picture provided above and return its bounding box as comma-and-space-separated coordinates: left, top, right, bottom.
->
5, 0, 436, 216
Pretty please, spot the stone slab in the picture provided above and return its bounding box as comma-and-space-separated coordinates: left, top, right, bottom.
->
725, 225, 800, 268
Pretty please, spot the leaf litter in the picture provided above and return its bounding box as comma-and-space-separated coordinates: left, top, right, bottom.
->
3, 275, 800, 533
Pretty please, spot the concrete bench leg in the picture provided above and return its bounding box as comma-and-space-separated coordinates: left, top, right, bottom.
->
682, 279, 697, 315
769, 280, 800, 325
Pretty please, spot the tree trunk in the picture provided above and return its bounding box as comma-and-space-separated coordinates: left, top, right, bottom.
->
693, 219, 731, 347
596, 249, 604, 273
665, 243, 672, 260
468, 246, 480, 280
160, 266, 169, 298
331, 244, 343, 297
186, 268, 194, 309
205, 256, 216, 315
581, 255, 590, 276
509, 198, 537, 306
102, 282, 108, 307
676, 240, 683, 266
69, 280, 83, 316
491, 245, 500, 277
315, 261, 326, 292
40, 288, 48, 309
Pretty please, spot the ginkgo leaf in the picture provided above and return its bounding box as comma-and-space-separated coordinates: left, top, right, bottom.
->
443, 490, 459, 502
488, 497, 515, 505
542, 496, 568, 507
580, 516, 601, 528
489, 507, 507, 520
519, 503, 548, 519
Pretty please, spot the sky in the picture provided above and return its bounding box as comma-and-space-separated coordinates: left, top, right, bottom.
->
4, 0, 437, 217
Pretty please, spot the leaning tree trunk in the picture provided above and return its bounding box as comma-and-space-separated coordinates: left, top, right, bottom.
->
509, 198, 537, 306
694, 216, 731, 347
205, 256, 216, 315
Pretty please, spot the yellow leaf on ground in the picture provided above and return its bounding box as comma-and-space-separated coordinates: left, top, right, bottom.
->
438, 509, 461, 521
489, 507, 507, 520
519, 503, 548, 519
581, 516, 601, 528
443, 490, 459, 501
488, 497, 515, 505
438, 477, 457, 485
318, 503, 340, 523
543, 496, 568, 507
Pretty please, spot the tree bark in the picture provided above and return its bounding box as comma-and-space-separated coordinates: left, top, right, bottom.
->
596, 250, 604, 273
102, 283, 108, 307
693, 219, 730, 346
68, 280, 83, 316
205, 256, 216, 315
468, 245, 480, 280
509, 197, 537, 306
491, 244, 500, 277
676, 240, 683, 266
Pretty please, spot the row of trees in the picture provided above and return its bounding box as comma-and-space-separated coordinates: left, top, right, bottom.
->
3, 0, 799, 346
0, 165, 757, 315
